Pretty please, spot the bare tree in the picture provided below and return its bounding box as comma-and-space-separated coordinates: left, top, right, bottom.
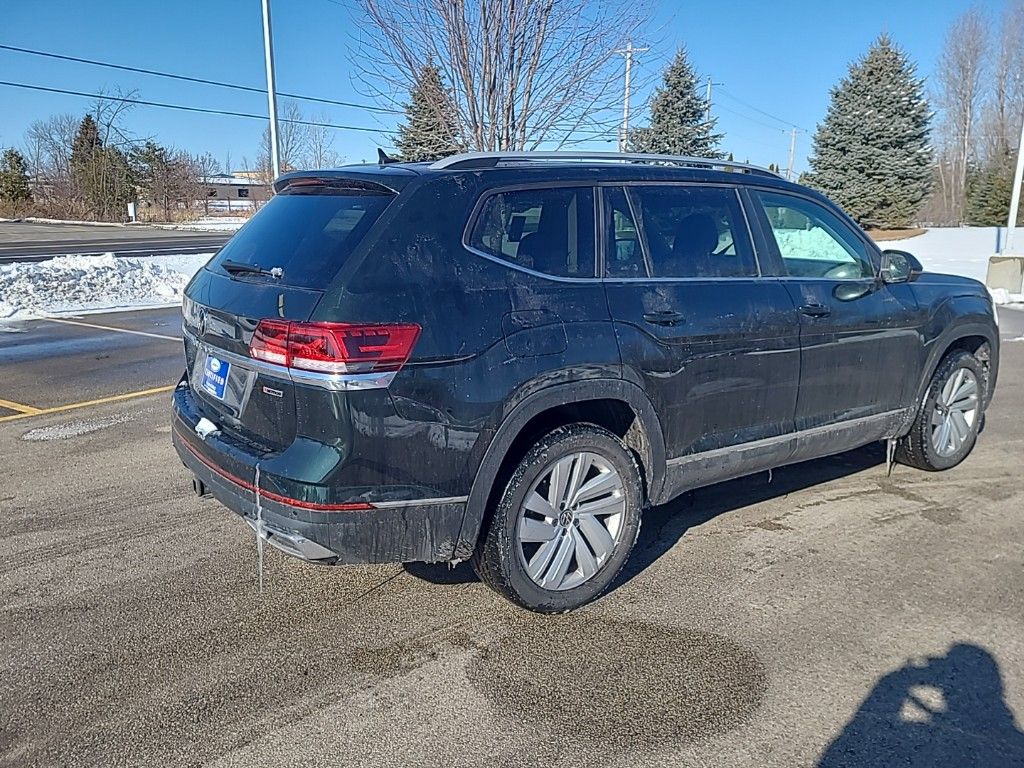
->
934, 6, 989, 222
350, 0, 650, 151
188, 152, 221, 217
303, 114, 343, 169
980, 0, 1024, 163
257, 101, 311, 180
22, 113, 79, 214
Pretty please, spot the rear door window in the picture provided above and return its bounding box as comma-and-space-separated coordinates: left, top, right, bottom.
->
208, 190, 392, 289
625, 185, 757, 278
468, 187, 596, 278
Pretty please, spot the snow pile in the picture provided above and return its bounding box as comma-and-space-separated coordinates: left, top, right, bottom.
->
0, 252, 211, 319
875, 227, 1024, 305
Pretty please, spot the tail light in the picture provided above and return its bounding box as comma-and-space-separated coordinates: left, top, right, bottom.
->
250, 320, 421, 376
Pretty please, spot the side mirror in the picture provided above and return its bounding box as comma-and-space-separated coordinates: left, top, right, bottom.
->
880, 249, 923, 284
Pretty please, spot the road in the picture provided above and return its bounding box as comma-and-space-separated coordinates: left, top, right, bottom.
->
1, 306, 1023, 767
0, 221, 231, 263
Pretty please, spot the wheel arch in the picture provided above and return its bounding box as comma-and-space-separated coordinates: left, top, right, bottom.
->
452, 379, 666, 559
913, 321, 998, 419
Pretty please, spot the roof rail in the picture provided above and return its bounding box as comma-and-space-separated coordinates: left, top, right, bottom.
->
429, 151, 780, 177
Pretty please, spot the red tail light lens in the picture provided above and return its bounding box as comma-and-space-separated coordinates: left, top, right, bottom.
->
249, 320, 421, 376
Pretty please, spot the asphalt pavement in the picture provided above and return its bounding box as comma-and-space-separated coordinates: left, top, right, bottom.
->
0, 306, 1023, 767
0, 221, 231, 263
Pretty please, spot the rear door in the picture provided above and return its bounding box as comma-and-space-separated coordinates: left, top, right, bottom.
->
602, 183, 802, 464
747, 189, 920, 430
182, 186, 394, 449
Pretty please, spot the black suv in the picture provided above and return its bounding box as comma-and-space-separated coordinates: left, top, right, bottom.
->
172, 151, 999, 613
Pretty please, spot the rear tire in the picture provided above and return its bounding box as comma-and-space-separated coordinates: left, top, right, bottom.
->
472, 424, 643, 613
896, 350, 984, 471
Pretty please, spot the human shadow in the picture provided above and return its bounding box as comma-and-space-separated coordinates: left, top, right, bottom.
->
819, 643, 1024, 767
406, 442, 887, 590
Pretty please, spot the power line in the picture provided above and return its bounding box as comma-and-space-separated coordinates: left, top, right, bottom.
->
0, 80, 389, 134
716, 86, 808, 132
0, 43, 402, 115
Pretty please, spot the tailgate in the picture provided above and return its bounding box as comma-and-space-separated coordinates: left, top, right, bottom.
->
182, 273, 323, 451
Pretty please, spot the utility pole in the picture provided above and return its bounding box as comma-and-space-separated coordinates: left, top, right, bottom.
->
786, 127, 799, 181
705, 77, 713, 122
615, 41, 648, 152
261, 0, 281, 181
1004, 109, 1024, 253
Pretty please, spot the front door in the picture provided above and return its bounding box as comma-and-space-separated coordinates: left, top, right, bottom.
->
747, 189, 921, 431
602, 183, 802, 472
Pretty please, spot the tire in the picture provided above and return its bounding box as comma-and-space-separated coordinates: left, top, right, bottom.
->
471, 424, 643, 613
896, 349, 985, 471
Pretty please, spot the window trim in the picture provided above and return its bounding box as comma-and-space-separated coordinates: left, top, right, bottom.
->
744, 186, 882, 282
461, 181, 602, 283
598, 181, 763, 282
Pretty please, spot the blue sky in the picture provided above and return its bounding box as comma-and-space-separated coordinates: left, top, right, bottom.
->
0, 0, 990, 173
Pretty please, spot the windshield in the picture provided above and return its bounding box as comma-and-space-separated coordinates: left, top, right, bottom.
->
208, 191, 393, 289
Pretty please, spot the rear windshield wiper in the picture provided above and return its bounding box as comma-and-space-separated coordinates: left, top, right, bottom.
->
221, 259, 283, 279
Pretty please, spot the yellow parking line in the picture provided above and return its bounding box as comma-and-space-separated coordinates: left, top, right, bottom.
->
0, 397, 42, 415
0, 385, 176, 423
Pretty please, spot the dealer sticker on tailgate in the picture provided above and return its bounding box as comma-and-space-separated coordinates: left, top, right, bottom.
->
201, 355, 231, 400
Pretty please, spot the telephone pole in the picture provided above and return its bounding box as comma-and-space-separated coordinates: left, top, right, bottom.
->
615, 41, 648, 152
786, 127, 799, 181
261, 0, 281, 181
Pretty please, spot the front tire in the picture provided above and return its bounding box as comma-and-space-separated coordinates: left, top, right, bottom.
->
896, 350, 984, 471
472, 424, 643, 613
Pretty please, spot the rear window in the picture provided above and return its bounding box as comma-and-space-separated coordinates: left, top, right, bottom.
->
468, 186, 596, 278
208, 191, 392, 289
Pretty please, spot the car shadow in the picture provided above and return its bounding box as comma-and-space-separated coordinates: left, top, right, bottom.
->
406, 442, 887, 590
818, 643, 1024, 767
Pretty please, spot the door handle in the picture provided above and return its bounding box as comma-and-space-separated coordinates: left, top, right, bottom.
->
643, 310, 685, 326
799, 303, 832, 318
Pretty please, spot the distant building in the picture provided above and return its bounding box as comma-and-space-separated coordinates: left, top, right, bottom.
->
201, 173, 271, 211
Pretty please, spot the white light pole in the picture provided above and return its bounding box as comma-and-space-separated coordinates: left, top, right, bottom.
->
1005, 110, 1024, 254
261, 0, 281, 181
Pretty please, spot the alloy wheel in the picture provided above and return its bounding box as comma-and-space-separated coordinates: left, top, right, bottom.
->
930, 367, 979, 458
515, 451, 626, 591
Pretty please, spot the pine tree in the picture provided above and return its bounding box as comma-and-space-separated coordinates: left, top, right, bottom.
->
805, 35, 932, 228
0, 148, 32, 203
966, 151, 1023, 226
69, 114, 133, 220
395, 64, 464, 162
628, 48, 722, 158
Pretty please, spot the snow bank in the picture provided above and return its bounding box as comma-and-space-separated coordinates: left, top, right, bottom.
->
0, 252, 211, 320
874, 227, 1024, 305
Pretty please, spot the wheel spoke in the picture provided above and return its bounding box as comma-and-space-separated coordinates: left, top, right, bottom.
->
572, 468, 621, 506
950, 409, 971, 446
933, 418, 951, 455
541, 533, 575, 589
577, 514, 615, 562
524, 490, 556, 519
526, 538, 560, 581
572, 527, 599, 579
576, 492, 625, 517
547, 456, 573, 509
564, 453, 591, 507
949, 393, 978, 413
519, 515, 558, 543
942, 369, 965, 406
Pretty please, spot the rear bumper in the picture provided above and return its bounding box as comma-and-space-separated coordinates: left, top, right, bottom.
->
171, 383, 466, 565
